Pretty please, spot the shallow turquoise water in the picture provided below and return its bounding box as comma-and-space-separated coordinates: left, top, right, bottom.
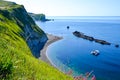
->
36, 17, 120, 80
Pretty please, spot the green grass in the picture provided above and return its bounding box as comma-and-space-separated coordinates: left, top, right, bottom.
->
0, 1, 73, 80
0, 0, 20, 9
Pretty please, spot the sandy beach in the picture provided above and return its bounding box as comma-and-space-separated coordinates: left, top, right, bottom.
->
39, 33, 63, 65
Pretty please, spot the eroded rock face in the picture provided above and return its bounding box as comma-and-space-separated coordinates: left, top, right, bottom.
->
73, 31, 111, 45
16, 7, 48, 58
24, 25, 48, 58
1, 4, 48, 58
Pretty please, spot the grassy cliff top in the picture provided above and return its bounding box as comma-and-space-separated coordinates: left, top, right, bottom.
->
0, 0, 73, 79
0, 0, 20, 9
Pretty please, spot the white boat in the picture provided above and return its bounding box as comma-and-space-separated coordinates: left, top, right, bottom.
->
91, 50, 100, 56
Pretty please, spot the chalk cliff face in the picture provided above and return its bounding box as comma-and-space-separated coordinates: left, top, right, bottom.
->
0, 2, 48, 58
14, 6, 48, 58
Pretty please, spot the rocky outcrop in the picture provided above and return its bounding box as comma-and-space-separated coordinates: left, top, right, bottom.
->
73, 31, 111, 45
28, 13, 51, 22
24, 25, 48, 58
14, 6, 48, 58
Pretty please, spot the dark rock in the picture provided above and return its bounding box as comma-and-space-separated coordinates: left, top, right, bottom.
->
94, 39, 111, 45
73, 31, 111, 45
67, 26, 70, 29
115, 44, 119, 48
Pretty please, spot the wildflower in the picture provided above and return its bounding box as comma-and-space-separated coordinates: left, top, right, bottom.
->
91, 75, 96, 80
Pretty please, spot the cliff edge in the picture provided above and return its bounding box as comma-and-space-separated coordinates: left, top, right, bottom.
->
0, 1, 72, 79
0, 1, 48, 58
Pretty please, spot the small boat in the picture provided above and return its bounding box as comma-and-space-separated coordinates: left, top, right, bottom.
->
91, 50, 100, 56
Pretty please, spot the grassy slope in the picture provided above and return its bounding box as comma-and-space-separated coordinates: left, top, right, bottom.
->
0, 1, 73, 80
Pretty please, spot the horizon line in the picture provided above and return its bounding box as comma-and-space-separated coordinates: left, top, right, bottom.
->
46, 16, 120, 17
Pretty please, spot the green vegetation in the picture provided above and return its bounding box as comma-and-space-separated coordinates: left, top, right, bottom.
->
0, 0, 20, 9
29, 13, 50, 21
0, 1, 73, 80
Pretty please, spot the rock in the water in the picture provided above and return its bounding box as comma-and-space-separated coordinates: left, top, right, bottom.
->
67, 26, 70, 29
73, 31, 111, 45
115, 44, 119, 48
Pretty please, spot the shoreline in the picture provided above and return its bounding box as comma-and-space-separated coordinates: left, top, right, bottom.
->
39, 33, 63, 65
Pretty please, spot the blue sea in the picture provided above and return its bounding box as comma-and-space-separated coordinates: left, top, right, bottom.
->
36, 16, 120, 80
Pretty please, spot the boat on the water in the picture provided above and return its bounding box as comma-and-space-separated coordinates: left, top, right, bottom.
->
91, 50, 100, 56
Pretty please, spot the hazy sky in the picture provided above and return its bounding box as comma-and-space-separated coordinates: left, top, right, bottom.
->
6, 0, 120, 16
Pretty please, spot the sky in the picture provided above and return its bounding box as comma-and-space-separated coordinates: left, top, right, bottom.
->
6, 0, 120, 16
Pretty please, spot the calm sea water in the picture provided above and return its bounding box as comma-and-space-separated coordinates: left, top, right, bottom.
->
36, 16, 120, 80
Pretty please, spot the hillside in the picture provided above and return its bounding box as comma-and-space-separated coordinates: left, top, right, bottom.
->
0, 1, 72, 80
28, 13, 50, 22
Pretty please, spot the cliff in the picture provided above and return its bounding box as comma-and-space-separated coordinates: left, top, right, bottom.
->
0, 1, 48, 58
0, 1, 72, 79
9, 5, 48, 58
28, 12, 50, 22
